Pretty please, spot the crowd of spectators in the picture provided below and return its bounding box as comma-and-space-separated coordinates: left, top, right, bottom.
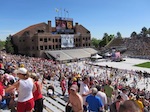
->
124, 37, 150, 58
0, 51, 149, 112
101, 37, 150, 59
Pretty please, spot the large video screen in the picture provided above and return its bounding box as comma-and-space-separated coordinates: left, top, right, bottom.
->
61, 35, 74, 48
55, 17, 74, 33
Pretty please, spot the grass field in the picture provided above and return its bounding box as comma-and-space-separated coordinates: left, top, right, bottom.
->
135, 62, 150, 68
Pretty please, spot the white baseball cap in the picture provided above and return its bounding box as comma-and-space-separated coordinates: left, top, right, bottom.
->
0, 70, 4, 75
17, 68, 27, 74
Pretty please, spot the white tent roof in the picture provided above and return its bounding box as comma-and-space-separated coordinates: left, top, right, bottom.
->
91, 54, 102, 59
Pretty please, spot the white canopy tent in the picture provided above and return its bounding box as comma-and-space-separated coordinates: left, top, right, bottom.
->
91, 54, 102, 59
104, 52, 112, 57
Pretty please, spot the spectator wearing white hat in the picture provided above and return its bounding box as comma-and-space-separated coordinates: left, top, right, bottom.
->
5, 67, 36, 112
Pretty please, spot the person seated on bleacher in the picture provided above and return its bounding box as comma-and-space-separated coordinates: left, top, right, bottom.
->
47, 83, 55, 97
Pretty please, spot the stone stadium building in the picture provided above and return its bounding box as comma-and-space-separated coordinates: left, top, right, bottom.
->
11, 17, 97, 61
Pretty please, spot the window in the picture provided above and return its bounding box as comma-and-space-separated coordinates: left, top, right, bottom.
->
55, 39, 58, 42
45, 46, 47, 50
32, 46, 34, 50
40, 46, 43, 50
49, 45, 51, 49
40, 38, 43, 41
38, 30, 44, 33
48, 38, 51, 41
44, 38, 47, 42
56, 45, 58, 49
32, 54, 35, 57
86, 37, 88, 41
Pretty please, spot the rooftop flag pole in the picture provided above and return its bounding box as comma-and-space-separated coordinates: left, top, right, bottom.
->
64, 8, 66, 18
66, 10, 69, 18
60, 8, 62, 17
55, 8, 59, 17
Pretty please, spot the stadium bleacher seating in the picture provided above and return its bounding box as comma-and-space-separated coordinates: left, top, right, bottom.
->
42, 79, 68, 112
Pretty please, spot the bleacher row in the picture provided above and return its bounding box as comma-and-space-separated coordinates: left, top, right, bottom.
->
42, 80, 68, 112
45, 48, 97, 61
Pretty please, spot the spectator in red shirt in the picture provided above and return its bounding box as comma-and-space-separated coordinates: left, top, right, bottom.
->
30, 72, 43, 112
60, 76, 66, 96
0, 70, 5, 99
0, 70, 5, 108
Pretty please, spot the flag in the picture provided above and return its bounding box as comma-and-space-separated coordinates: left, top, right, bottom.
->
64, 9, 68, 13
66, 10, 69, 13
55, 8, 59, 12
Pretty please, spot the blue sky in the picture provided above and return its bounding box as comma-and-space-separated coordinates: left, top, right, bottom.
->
0, 0, 150, 41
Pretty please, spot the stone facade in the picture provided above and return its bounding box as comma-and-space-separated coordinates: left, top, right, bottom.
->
12, 20, 91, 58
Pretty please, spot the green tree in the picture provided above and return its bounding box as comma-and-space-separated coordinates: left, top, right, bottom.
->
130, 31, 137, 38
102, 33, 109, 45
0, 40, 5, 50
148, 28, 150, 37
141, 27, 147, 37
91, 38, 100, 48
116, 32, 122, 38
99, 33, 114, 48
5, 35, 14, 54
109, 34, 115, 41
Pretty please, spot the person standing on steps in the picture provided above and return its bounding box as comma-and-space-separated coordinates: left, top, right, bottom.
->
60, 76, 66, 96
5, 68, 36, 112
30, 72, 43, 112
